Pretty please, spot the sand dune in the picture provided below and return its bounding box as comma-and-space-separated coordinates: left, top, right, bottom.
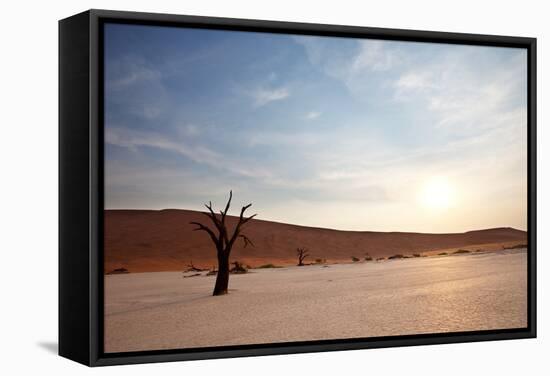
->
104, 209, 527, 272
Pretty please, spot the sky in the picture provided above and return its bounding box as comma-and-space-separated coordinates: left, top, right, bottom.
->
104, 23, 527, 233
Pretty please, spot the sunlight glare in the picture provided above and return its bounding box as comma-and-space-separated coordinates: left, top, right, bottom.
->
419, 177, 455, 210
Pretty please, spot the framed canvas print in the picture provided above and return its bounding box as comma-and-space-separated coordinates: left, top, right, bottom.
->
59, 9, 537, 366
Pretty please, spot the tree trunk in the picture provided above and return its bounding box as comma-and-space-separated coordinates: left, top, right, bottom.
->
213, 251, 230, 296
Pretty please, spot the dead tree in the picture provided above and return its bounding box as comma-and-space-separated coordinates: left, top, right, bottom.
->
190, 191, 256, 296
230, 261, 248, 274
186, 260, 205, 272
296, 248, 309, 266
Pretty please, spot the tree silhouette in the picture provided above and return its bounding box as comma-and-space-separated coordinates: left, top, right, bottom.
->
296, 248, 309, 266
190, 191, 256, 296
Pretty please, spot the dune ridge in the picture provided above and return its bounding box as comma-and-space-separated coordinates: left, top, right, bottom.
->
104, 209, 527, 272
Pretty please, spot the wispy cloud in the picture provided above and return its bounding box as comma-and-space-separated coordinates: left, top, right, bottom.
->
305, 111, 321, 120
252, 87, 290, 107
351, 40, 398, 72
106, 126, 272, 179
104, 26, 527, 232
106, 57, 162, 91
105, 56, 168, 121
392, 48, 527, 135
106, 126, 218, 163
178, 124, 201, 137
394, 72, 438, 93
294, 36, 406, 100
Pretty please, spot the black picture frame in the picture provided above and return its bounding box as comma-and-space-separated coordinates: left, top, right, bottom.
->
59, 9, 537, 367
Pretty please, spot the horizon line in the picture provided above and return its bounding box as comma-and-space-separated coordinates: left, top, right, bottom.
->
103, 208, 527, 235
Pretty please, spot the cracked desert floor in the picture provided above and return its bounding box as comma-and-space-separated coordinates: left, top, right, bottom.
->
104, 249, 527, 353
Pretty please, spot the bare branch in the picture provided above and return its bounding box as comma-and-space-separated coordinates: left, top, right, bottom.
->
239, 234, 254, 248
239, 203, 252, 220
201, 200, 227, 246
200, 210, 219, 224
228, 203, 256, 247
205, 201, 213, 212
190, 221, 219, 246
221, 190, 233, 220
186, 260, 206, 272
219, 191, 233, 246
203, 202, 223, 227
241, 213, 257, 225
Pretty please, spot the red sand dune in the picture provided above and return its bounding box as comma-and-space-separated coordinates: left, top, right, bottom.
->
104, 209, 527, 273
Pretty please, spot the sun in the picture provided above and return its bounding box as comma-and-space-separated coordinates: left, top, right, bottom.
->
419, 177, 455, 210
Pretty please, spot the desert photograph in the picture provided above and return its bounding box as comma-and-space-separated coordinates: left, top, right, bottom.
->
103, 23, 528, 353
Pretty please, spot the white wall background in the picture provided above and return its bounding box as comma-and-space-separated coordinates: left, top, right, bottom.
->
0, 0, 547, 374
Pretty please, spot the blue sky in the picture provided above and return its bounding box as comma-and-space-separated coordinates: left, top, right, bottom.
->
104, 23, 527, 233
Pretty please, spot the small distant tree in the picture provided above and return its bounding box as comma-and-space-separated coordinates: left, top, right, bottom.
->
190, 191, 256, 296
230, 261, 248, 274
351, 256, 360, 262
186, 260, 205, 272
296, 248, 309, 266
